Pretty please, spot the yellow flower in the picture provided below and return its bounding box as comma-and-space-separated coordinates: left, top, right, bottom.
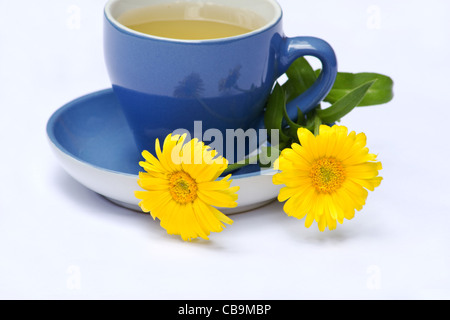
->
273, 125, 382, 231
135, 134, 239, 241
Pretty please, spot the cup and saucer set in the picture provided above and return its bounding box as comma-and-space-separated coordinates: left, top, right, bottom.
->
47, 0, 337, 214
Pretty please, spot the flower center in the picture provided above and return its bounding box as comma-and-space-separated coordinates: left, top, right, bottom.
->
168, 171, 198, 204
310, 157, 345, 193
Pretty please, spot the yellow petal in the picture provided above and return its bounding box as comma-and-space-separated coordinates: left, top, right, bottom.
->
297, 128, 319, 159
197, 189, 238, 208
184, 202, 210, 241
209, 205, 234, 226
136, 190, 172, 219
140, 150, 165, 173
341, 180, 368, 211
319, 125, 332, 135
346, 162, 382, 179
194, 199, 229, 233
137, 173, 169, 191
278, 185, 307, 202
291, 143, 313, 164
329, 125, 349, 157
348, 176, 383, 191
335, 188, 358, 219
323, 194, 338, 220
282, 187, 315, 220
273, 172, 311, 187
198, 178, 232, 192
335, 130, 357, 160
325, 213, 337, 231
192, 200, 218, 233
330, 191, 348, 222
315, 129, 331, 158
318, 215, 327, 232
305, 213, 315, 228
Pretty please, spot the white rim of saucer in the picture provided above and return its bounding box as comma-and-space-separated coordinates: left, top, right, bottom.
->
47, 89, 278, 180
104, 0, 283, 43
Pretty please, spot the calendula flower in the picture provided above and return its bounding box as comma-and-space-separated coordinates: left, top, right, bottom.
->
135, 134, 239, 241
273, 125, 382, 231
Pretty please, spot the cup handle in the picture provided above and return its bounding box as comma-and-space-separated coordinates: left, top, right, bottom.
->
278, 36, 338, 121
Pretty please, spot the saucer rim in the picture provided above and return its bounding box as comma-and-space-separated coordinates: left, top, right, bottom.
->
46, 88, 278, 180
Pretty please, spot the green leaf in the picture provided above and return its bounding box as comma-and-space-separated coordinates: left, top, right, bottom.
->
284, 57, 317, 103
317, 80, 376, 123
296, 107, 306, 126
277, 85, 309, 139
305, 110, 317, 132
287, 57, 317, 87
282, 101, 303, 138
283, 78, 305, 103
264, 84, 290, 144
318, 71, 394, 106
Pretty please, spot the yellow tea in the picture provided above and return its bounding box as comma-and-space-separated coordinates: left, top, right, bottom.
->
124, 19, 253, 40
118, 2, 265, 40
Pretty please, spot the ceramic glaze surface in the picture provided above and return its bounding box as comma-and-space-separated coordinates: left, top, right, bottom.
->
46, 89, 282, 213
104, 0, 337, 157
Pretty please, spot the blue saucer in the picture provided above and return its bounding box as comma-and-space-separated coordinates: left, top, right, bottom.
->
48, 89, 139, 174
47, 89, 280, 213
47, 88, 264, 177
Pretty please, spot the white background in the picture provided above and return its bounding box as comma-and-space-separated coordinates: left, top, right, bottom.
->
1, 0, 449, 299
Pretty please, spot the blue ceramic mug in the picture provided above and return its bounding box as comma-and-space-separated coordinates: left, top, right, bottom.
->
104, 0, 337, 160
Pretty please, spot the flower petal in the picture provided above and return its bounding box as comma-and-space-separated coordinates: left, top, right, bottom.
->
274, 125, 382, 231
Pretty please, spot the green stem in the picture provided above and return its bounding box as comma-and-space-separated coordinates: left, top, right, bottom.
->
223, 141, 289, 174
223, 154, 260, 174
313, 115, 322, 136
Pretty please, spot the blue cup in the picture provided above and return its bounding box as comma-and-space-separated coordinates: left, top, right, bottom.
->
104, 0, 337, 160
